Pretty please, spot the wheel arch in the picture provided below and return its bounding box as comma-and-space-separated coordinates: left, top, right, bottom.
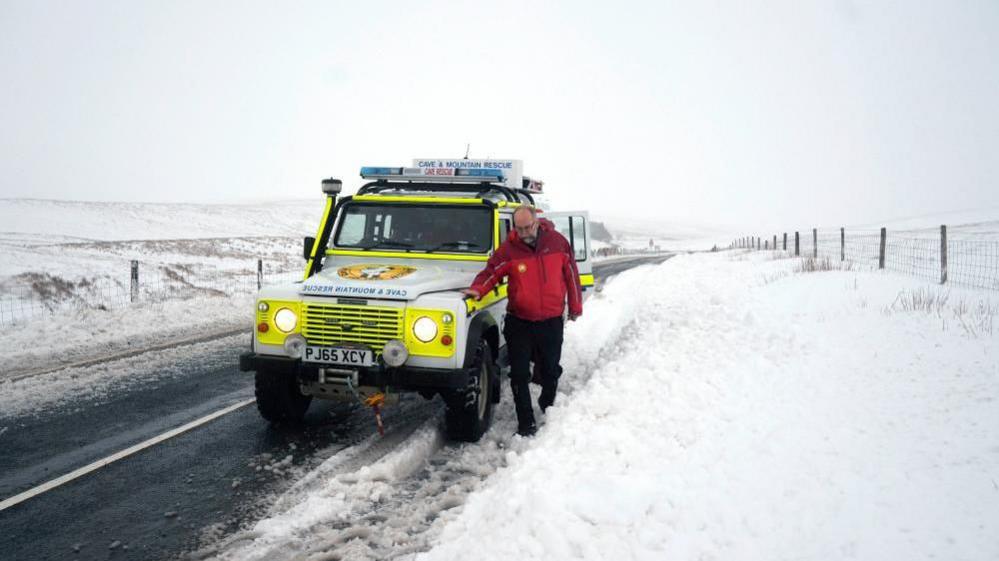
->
464, 312, 499, 368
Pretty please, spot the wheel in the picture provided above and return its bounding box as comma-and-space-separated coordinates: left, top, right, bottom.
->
254, 367, 312, 423
444, 338, 497, 442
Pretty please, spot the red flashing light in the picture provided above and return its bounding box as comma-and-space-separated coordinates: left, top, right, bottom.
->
441, 335, 453, 346
257, 322, 269, 333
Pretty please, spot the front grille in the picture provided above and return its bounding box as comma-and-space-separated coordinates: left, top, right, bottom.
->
301, 303, 403, 355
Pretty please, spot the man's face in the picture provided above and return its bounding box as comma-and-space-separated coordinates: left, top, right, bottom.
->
514, 212, 539, 244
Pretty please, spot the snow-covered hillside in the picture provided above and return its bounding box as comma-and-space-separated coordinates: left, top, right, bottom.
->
852, 206, 999, 239
0, 199, 322, 327
0, 198, 323, 241
594, 213, 734, 252
189, 251, 997, 561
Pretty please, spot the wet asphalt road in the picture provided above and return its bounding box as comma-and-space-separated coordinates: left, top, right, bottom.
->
0, 254, 672, 561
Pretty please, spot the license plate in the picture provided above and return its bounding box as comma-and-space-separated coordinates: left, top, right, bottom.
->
303, 345, 375, 367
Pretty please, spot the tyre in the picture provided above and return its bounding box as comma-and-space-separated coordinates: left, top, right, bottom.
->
444, 338, 497, 442
254, 367, 312, 423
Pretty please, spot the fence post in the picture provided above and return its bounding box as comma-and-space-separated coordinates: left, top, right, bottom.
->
794, 232, 800, 256
812, 228, 818, 258
840, 227, 845, 262
773, 235, 777, 251
879, 227, 887, 269
130, 260, 139, 303
783, 232, 787, 251
940, 225, 948, 284
257, 259, 263, 290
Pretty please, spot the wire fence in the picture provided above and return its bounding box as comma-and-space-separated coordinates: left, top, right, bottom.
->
0, 260, 302, 329
731, 227, 999, 292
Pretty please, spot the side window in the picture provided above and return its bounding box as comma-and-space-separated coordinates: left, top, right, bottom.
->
499, 218, 512, 245
338, 213, 366, 245
549, 215, 587, 262
570, 216, 587, 261
381, 214, 392, 239
549, 215, 570, 250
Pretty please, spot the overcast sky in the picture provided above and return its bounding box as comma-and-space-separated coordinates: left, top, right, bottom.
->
1, 0, 997, 231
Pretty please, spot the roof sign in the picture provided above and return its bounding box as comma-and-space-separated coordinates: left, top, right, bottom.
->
413, 159, 523, 189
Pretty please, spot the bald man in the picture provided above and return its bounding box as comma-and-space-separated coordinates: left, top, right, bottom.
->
462, 206, 583, 436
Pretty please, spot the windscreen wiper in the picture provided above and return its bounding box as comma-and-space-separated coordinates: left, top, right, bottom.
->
357, 240, 415, 251
427, 241, 486, 252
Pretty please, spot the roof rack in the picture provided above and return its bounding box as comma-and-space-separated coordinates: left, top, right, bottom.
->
357, 181, 535, 205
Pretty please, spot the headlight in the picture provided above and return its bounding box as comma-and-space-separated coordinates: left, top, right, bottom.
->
274, 307, 298, 333
283, 334, 307, 359
383, 339, 408, 367
412, 316, 438, 343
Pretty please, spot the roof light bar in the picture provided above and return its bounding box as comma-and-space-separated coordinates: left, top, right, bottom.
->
360, 167, 412, 177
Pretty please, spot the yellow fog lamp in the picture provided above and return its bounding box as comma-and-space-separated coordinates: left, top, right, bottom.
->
283, 334, 307, 359
383, 339, 409, 367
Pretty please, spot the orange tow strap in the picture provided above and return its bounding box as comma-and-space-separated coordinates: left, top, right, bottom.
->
365, 393, 386, 436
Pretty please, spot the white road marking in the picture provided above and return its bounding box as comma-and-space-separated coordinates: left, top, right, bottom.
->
0, 398, 256, 513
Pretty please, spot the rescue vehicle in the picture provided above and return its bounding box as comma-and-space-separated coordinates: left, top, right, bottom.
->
239, 159, 593, 441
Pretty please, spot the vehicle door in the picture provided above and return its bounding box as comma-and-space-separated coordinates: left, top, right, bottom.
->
544, 211, 594, 296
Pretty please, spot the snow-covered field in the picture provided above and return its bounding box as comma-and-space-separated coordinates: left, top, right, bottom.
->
0, 199, 317, 296
0, 198, 316, 328
181, 250, 997, 561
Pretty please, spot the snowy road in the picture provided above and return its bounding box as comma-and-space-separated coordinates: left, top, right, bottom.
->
0, 255, 671, 561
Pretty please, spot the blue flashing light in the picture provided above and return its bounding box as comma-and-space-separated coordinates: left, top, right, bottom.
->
455, 168, 504, 179
360, 166, 403, 177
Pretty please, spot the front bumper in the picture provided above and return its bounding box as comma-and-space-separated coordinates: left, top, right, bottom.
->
239, 352, 470, 390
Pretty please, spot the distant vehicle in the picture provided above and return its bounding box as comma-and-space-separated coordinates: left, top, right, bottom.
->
239, 159, 593, 441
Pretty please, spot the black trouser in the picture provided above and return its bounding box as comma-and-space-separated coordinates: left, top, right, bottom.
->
503, 314, 564, 429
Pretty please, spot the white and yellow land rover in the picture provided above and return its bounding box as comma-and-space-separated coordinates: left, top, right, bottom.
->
239, 159, 592, 441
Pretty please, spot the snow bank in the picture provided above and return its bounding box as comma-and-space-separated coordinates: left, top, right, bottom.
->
418, 251, 999, 561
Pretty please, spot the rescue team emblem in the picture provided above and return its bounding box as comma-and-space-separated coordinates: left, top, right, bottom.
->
517, 263, 528, 273
338, 264, 417, 281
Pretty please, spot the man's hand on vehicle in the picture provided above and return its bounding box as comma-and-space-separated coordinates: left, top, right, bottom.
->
461, 288, 481, 300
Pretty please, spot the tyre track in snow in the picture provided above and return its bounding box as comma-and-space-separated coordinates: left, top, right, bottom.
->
0, 254, 671, 561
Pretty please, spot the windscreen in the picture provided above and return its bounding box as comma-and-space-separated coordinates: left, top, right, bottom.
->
332, 203, 493, 254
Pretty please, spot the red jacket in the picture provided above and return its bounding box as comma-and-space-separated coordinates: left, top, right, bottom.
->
470, 219, 583, 321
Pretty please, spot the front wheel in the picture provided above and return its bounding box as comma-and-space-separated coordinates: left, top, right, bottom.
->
255, 367, 312, 423
444, 339, 497, 442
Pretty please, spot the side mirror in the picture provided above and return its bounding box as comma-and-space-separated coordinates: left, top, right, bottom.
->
304, 236, 316, 261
